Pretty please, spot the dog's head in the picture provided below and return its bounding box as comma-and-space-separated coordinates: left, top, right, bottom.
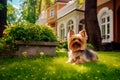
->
67, 29, 88, 51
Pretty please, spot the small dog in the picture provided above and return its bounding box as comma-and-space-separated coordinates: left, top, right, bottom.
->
67, 29, 98, 64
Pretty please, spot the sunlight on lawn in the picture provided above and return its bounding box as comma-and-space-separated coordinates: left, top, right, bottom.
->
0, 51, 120, 80
98, 52, 120, 68
52, 57, 90, 73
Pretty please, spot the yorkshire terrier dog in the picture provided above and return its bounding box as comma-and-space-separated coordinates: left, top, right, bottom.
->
67, 29, 98, 64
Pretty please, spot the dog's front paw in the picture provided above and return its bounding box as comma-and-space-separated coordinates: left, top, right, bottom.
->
66, 58, 74, 63
66, 61, 70, 63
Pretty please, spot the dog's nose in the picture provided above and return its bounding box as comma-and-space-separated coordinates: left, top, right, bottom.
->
75, 40, 80, 43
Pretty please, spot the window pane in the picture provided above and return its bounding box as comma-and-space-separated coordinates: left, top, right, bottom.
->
50, 10, 54, 17
67, 20, 74, 33
102, 25, 105, 35
63, 29, 65, 39
107, 24, 110, 34
60, 29, 62, 39
102, 18, 105, 23
67, 26, 70, 33
62, 30, 64, 39
107, 16, 110, 22
71, 25, 74, 29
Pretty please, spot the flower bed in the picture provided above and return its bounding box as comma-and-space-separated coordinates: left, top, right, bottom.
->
1, 22, 58, 57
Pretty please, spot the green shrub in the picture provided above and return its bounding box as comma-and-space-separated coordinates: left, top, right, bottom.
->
57, 42, 94, 50
5, 22, 57, 42
87, 43, 94, 49
0, 21, 57, 56
0, 35, 17, 56
57, 41, 68, 50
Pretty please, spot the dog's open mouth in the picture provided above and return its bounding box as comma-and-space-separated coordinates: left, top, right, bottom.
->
72, 42, 81, 48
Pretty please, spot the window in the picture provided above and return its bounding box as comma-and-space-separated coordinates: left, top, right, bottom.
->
59, 24, 65, 41
50, 9, 54, 17
101, 15, 110, 40
67, 20, 74, 34
98, 7, 113, 43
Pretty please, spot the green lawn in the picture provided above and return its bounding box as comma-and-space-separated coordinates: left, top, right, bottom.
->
0, 50, 120, 80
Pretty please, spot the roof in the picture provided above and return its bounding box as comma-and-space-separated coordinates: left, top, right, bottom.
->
55, 0, 71, 3
57, 9, 84, 20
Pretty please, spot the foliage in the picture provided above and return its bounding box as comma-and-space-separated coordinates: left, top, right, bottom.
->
0, 51, 120, 79
75, 0, 84, 8
5, 21, 57, 42
57, 41, 68, 50
20, 0, 55, 23
7, 3, 18, 24
0, 3, 4, 10
57, 41, 94, 50
20, 0, 37, 23
0, 35, 17, 56
0, 0, 7, 37
87, 43, 94, 49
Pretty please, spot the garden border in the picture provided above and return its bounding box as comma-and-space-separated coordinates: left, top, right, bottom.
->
15, 41, 59, 57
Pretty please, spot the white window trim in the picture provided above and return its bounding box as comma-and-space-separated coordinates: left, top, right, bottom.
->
58, 23, 65, 41
67, 20, 74, 35
60, 24, 65, 40
98, 7, 113, 43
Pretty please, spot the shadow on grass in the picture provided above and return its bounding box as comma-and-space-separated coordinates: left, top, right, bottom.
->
0, 51, 120, 80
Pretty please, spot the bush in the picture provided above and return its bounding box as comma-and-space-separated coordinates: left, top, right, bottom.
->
5, 22, 57, 42
0, 22, 57, 56
0, 35, 17, 56
57, 41, 68, 50
57, 42, 94, 50
87, 43, 94, 49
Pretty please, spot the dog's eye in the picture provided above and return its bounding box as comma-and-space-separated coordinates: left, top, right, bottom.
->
78, 39, 81, 42
73, 38, 76, 41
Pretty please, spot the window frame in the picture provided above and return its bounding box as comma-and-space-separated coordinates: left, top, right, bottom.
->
50, 9, 54, 18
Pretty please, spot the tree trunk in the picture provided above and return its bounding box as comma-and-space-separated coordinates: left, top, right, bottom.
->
85, 0, 103, 51
38, 0, 42, 15
0, 0, 7, 37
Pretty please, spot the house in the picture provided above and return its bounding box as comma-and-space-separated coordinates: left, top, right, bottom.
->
36, 11, 47, 25
37, 0, 85, 41
57, 0, 85, 41
37, 0, 120, 50
46, 0, 70, 33
97, 0, 120, 50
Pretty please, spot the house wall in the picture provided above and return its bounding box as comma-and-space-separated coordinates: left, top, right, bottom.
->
97, 0, 120, 43
115, 0, 120, 43
57, 11, 84, 40
46, 4, 57, 25
46, 4, 66, 25
97, 0, 111, 6
97, 0, 114, 43
46, 3, 66, 34
97, 0, 113, 12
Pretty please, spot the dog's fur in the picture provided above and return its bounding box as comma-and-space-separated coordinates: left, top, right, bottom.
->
67, 29, 98, 64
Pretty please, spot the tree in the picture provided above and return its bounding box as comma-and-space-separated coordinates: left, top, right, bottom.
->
85, 0, 103, 50
20, 0, 54, 23
7, 3, 18, 24
20, 0, 37, 23
0, 0, 7, 37
37, 0, 54, 15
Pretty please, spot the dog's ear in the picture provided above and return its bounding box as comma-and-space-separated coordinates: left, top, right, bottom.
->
67, 29, 75, 50
79, 29, 88, 39
68, 29, 75, 38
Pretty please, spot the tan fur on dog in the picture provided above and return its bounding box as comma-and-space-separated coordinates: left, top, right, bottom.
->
67, 29, 98, 64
